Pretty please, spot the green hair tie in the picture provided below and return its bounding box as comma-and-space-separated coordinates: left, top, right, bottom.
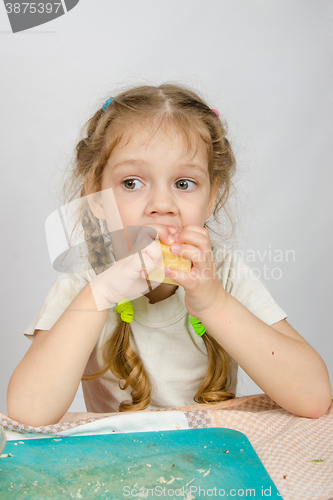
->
189, 316, 206, 337
115, 298, 134, 323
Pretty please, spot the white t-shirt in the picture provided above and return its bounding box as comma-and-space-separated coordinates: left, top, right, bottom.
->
24, 247, 287, 413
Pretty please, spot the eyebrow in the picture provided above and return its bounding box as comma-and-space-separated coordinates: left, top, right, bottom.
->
112, 159, 207, 176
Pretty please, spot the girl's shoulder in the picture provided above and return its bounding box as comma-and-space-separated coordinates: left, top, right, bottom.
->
45, 266, 95, 301
212, 245, 287, 326
24, 267, 95, 338
212, 246, 252, 283
212, 244, 264, 292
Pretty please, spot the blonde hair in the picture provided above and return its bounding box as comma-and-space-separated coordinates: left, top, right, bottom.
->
68, 83, 236, 411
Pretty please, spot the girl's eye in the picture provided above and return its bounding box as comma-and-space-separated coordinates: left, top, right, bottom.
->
175, 179, 197, 191
122, 179, 143, 190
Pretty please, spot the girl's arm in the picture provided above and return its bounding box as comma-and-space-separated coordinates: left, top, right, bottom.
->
165, 225, 332, 418
7, 284, 109, 426
199, 294, 332, 418
7, 226, 169, 426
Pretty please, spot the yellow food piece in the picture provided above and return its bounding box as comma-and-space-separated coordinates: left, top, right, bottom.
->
148, 242, 191, 285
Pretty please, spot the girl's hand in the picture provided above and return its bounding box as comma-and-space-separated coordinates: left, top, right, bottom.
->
164, 225, 228, 319
90, 224, 175, 310
90, 232, 162, 310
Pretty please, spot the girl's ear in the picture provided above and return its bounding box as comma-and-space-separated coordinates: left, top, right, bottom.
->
206, 177, 219, 219
87, 191, 106, 220
85, 177, 106, 220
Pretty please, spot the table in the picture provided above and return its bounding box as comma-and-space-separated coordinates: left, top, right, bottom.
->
1, 395, 332, 500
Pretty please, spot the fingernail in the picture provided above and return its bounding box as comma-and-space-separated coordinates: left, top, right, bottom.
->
170, 243, 180, 253
168, 235, 175, 244
168, 227, 178, 235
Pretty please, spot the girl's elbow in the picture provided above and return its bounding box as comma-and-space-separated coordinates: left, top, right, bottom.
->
309, 397, 332, 419
7, 406, 62, 427
299, 368, 332, 418
301, 390, 332, 419
7, 396, 64, 427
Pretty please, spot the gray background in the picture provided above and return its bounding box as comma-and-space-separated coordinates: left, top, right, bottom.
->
0, 0, 332, 415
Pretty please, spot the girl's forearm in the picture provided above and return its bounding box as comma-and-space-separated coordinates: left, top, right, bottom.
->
200, 291, 332, 418
7, 284, 109, 426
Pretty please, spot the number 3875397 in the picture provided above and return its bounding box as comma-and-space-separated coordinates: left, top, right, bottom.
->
5, 3, 62, 14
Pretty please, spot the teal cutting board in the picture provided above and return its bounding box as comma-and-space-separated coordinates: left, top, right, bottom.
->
0, 428, 282, 499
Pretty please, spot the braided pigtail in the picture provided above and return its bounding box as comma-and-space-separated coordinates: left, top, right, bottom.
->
82, 319, 153, 412
81, 203, 112, 274
101, 320, 152, 412
194, 332, 235, 404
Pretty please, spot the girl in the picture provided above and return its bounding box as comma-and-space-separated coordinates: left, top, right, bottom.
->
7, 84, 332, 426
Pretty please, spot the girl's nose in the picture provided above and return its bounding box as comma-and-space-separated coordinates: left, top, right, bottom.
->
145, 186, 178, 216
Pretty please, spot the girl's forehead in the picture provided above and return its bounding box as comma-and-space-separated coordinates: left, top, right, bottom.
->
112, 119, 208, 162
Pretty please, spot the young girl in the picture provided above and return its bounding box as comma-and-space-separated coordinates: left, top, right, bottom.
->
7, 84, 332, 426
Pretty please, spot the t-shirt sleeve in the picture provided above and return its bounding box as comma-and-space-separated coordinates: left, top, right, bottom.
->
214, 247, 287, 326
24, 271, 91, 340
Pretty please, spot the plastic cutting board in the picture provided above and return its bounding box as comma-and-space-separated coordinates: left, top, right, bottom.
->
0, 428, 282, 499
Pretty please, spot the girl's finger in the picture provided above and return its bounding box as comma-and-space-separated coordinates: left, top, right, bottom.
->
173, 227, 212, 253
139, 253, 157, 278
164, 266, 200, 288
170, 242, 203, 263
142, 223, 179, 246
141, 240, 163, 269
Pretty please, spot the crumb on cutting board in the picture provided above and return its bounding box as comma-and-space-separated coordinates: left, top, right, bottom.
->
197, 468, 211, 477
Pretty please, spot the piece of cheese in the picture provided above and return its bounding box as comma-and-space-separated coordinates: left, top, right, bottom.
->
148, 242, 191, 285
